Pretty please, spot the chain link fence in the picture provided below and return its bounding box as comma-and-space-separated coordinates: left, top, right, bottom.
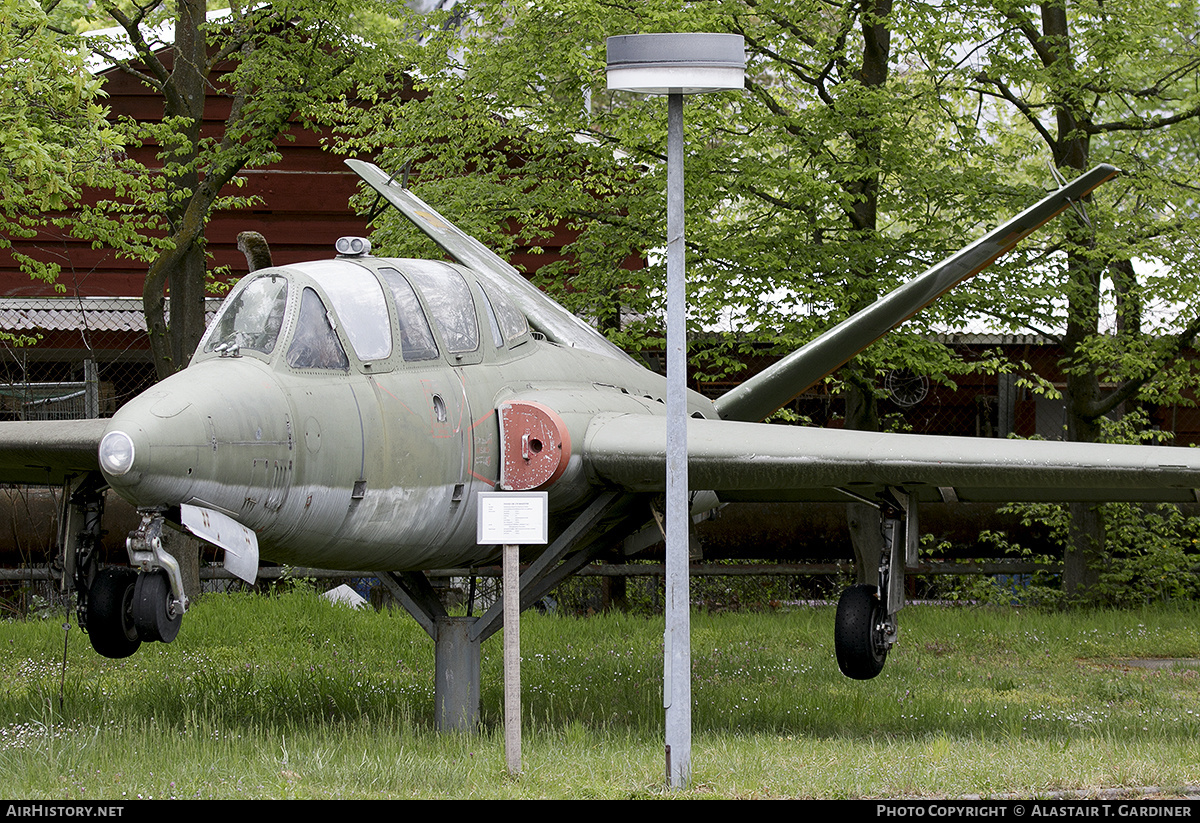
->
0, 296, 181, 422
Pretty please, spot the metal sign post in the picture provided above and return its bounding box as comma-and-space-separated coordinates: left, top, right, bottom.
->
477, 491, 548, 777
502, 541, 521, 776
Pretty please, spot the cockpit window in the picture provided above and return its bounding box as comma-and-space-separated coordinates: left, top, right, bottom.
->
203, 274, 288, 355
406, 266, 479, 354
482, 285, 530, 345
480, 286, 504, 348
287, 288, 349, 371
379, 268, 439, 361
311, 266, 392, 362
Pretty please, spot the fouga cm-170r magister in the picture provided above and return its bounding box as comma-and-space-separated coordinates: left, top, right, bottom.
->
1, 160, 1191, 721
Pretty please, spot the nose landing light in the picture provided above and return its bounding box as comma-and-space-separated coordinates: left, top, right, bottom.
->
99, 430, 136, 476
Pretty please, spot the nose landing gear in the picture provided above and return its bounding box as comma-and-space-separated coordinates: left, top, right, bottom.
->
132, 570, 183, 643
84, 567, 141, 659
80, 512, 189, 659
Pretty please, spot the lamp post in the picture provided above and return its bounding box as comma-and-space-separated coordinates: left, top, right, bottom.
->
606, 32, 744, 789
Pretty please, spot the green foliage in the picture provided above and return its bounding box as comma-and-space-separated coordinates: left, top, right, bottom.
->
991, 498, 1200, 608
917, 531, 1069, 608
337, 1, 1200, 460
0, 1, 109, 210
993, 412, 1200, 607
336, 0, 1009, 384
25, 1, 436, 375
938, 0, 1200, 415
0, 0, 128, 287
919, 438, 1200, 611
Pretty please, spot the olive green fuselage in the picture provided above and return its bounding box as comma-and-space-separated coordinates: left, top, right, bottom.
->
101, 256, 710, 571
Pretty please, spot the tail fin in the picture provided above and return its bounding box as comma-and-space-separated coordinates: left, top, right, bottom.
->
713, 165, 1119, 423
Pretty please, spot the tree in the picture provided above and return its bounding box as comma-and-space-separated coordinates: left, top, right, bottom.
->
347, 0, 1200, 599
937, 0, 1200, 599
337, 0, 1019, 585
340, 0, 1001, 379
55, 0, 428, 378
1, 0, 122, 290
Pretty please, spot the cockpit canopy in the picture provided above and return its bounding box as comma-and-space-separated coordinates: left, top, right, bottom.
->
198, 258, 531, 371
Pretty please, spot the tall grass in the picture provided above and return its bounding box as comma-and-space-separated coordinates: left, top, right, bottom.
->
0, 590, 1198, 798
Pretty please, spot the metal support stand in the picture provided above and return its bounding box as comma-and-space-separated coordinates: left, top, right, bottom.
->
380, 490, 631, 733
83, 359, 100, 420
433, 617, 481, 732
378, 571, 480, 732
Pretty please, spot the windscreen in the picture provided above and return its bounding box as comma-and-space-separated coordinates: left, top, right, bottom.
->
203, 274, 288, 355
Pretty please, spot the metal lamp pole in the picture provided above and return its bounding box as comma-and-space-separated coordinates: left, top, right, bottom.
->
606, 33, 744, 789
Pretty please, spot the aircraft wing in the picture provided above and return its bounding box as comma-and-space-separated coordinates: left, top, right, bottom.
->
346, 158, 636, 364
583, 414, 1200, 504
0, 418, 106, 485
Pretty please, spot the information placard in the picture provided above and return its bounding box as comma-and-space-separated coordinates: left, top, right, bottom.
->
476, 492, 549, 545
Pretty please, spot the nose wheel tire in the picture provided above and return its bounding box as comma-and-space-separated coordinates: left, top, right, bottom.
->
835, 584, 890, 680
132, 570, 182, 643
85, 568, 142, 659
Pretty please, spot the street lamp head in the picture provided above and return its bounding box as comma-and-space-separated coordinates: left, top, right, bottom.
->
606, 33, 744, 95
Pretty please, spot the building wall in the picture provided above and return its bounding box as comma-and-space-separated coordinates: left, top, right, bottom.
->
0, 51, 584, 300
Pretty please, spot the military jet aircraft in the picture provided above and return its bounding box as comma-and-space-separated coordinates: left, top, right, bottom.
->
2, 159, 1192, 706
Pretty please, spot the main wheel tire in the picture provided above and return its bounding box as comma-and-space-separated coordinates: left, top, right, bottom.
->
85, 568, 141, 659
834, 584, 888, 680
132, 571, 182, 643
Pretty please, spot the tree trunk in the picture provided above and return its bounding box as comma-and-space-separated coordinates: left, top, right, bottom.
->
169, 240, 209, 369
842, 0, 891, 583
145, 0, 210, 380
1033, 2, 1109, 601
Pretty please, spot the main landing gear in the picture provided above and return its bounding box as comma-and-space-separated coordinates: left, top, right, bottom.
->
80, 512, 188, 659
834, 584, 894, 680
833, 488, 914, 680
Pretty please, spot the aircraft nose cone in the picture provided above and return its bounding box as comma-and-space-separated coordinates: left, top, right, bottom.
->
100, 384, 208, 506
100, 359, 292, 513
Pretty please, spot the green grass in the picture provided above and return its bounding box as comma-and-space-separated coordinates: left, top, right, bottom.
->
1, 590, 1199, 798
